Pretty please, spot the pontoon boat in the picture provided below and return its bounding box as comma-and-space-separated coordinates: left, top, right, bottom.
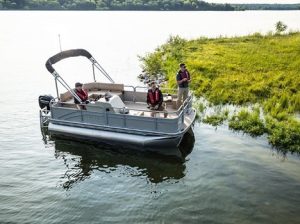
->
39, 49, 196, 158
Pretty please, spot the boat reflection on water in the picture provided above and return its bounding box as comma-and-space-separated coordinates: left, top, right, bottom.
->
41, 127, 195, 189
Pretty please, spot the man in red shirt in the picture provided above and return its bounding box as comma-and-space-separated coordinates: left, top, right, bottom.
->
74, 82, 88, 109
147, 81, 167, 118
176, 63, 191, 108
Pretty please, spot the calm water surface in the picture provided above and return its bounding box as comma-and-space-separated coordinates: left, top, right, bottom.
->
0, 11, 300, 223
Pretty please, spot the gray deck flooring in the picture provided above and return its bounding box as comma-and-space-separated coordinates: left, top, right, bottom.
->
62, 90, 180, 119
124, 101, 179, 119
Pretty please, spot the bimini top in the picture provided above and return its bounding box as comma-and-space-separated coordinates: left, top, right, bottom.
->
45, 48, 114, 102
45, 49, 92, 74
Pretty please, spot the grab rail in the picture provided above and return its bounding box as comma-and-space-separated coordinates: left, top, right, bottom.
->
50, 86, 193, 131
54, 91, 193, 116
51, 94, 193, 132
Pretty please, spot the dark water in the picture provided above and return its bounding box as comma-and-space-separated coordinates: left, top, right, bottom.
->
1, 11, 300, 224
1, 114, 300, 223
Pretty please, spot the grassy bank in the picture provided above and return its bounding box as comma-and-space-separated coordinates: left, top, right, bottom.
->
140, 32, 300, 153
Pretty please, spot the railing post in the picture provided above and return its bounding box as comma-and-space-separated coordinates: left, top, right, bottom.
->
133, 86, 136, 103
182, 110, 185, 129
123, 114, 126, 128
92, 63, 96, 82
105, 109, 108, 125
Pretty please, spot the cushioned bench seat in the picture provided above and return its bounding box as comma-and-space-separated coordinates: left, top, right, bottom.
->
60, 82, 124, 102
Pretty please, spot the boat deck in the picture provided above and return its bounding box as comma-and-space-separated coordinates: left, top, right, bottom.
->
61, 89, 180, 119
123, 101, 179, 118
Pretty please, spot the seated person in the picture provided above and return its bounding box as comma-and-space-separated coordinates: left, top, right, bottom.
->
147, 81, 167, 118
74, 82, 89, 109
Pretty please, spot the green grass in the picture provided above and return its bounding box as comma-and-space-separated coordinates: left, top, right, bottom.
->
229, 108, 266, 137
266, 117, 300, 153
140, 32, 300, 153
202, 109, 229, 126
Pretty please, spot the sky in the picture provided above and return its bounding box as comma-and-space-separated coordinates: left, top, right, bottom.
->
205, 0, 300, 3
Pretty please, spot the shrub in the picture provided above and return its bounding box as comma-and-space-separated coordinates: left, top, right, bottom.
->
229, 109, 266, 136
266, 117, 300, 153
202, 110, 228, 126
275, 21, 288, 34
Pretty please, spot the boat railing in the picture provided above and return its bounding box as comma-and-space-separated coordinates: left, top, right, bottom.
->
53, 94, 192, 115
51, 95, 192, 133
124, 85, 136, 102
125, 85, 191, 103
134, 86, 178, 94
46, 85, 193, 133
55, 87, 192, 115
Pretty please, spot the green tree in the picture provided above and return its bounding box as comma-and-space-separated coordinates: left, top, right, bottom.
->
275, 21, 288, 34
0, 0, 236, 10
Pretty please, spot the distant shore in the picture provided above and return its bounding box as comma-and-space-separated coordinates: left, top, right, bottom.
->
0, 1, 299, 11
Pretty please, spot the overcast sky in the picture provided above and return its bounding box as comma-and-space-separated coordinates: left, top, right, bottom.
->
205, 0, 300, 3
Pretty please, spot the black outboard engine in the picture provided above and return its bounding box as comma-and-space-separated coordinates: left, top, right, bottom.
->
38, 95, 54, 111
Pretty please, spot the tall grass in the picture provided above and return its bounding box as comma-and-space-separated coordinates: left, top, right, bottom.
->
140, 33, 300, 153
229, 108, 266, 136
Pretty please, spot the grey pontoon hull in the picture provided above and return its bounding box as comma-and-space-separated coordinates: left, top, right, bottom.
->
48, 123, 192, 157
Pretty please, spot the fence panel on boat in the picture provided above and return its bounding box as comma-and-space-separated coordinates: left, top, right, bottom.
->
51, 105, 182, 134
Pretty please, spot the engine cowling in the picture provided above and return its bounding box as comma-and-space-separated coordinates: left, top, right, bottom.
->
38, 95, 54, 110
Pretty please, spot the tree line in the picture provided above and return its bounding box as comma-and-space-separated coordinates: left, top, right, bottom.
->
0, 0, 234, 10
233, 4, 300, 11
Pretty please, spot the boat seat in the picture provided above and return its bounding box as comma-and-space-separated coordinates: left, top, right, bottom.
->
60, 82, 124, 103
86, 101, 115, 113
83, 82, 124, 93
88, 90, 123, 98
60, 91, 73, 102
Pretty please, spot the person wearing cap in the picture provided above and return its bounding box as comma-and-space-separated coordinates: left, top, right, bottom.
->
74, 82, 88, 109
176, 63, 191, 108
147, 81, 167, 118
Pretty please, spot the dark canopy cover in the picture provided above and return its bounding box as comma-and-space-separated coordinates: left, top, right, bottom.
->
45, 49, 93, 73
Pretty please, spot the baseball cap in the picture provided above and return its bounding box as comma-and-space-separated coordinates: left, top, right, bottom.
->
75, 82, 83, 87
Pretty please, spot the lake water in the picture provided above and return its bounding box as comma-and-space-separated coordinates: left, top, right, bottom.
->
0, 11, 300, 223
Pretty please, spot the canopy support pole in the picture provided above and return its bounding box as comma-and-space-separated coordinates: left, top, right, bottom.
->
92, 63, 96, 82
55, 77, 60, 100
52, 71, 82, 103
90, 57, 114, 83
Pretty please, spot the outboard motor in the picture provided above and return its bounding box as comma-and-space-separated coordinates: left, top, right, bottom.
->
38, 95, 54, 111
